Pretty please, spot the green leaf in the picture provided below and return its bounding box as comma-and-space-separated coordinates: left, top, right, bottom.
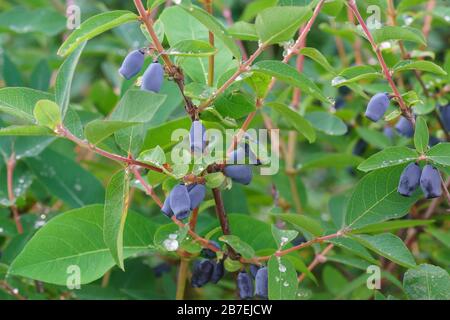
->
0, 87, 53, 123
351, 233, 416, 268
219, 235, 255, 259
271, 225, 298, 249
357, 146, 418, 172
33, 100, 62, 130
372, 26, 426, 46
268, 256, 298, 300
255, 6, 312, 45
276, 213, 324, 237
104, 170, 131, 270
9, 205, 158, 285
55, 42, 86, 117
204, 172, 225, 188
166, 39, 217, 57
214, 92, 256, 119
228, 21, 258, 41
266, 102, 316, 143
427, 143, 450, 166
332, 65, 382, 87
356, 127, 393, 149
299, 153, 362, 171
84, 120, 139, 145
327, 237, 377, 264
299, 47, 336, 74
136, 146, 167, 169
403, 264, 450, 300
426, 228, 450, 248
24, 149, 104, 208
30, 59, 51, 92
180, 4, 241, 60
2, 52, 24, 87
0, 125, 53, 136
345, 166, 421, 229
351, 220, 434, 234
253, 60, 330, 104
305, 111, 348, 136
414, 116, 429, 154
393, 60, 447, 75
57, 11, 138, 57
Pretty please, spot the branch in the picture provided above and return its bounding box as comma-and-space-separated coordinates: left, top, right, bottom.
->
298, 243, 334, 282
7, 152, 23, 234
131, 166, 163, 208
176, 259, 189, 300
212, 188, 237, 258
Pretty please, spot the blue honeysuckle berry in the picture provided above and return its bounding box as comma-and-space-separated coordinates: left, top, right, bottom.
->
352, 139, 368, 156
420, 165, 442, 199
439, 104, 450, 132
254, 267, 268, 299
190, 120, 207, 153
210, 259, 225, 284
228, 147, 246, 164
365, 92, 390, 122
200, 241, 220, 259
383, 126, 394, 140
187, 183, 206, 210
249, 264, 260, 279
119, 49, 145, 80
237, 271, 254, 299
141, 61, 164, 93
169, 184, 191, 219
397, 162, 421, 197
395, 116, 414, 137
161, 195, 173, 218
153, 262, 171, 278
224, 165, 253, 185
291, 235, 306, 246
429, 136, 442, 147
191, 259, 214, 288
334, 96, 345, 110
338, 85, 351, 96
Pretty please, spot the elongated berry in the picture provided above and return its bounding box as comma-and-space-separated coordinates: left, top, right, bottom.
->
224, 165, 253, 185
395, 116, 414, 137
119, 49, 145, 80
161, 196, 173, 218
190, 120, 207, 153
338, 86, 351, 96
420, 165, 442, 199
210, 259, 225, 284
383, 127, 394, 139
255, 267, 268, 299
237, 271, 253, 299
200, 241, 220, 259
352, 139, 368, 156
191, 259, 214, 288
334, 96, 345, 110
249, 264, 260, 279
397, 163, 421, 197
429, 136, 441, 147
188, 183, 206, 210
141, 62, 164, 93
169, 184, 191, 219
365, 93, 390, 122
439, 104, 450, 132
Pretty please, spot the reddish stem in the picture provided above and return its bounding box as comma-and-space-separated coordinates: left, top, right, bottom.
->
298, 244, 334, 282
131, 166, 163, 208
7, 153, 23, 234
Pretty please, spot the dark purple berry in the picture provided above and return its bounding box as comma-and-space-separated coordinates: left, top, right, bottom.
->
429, 136, 441, 147
383, 127, 394, 139
291, 236, 306, 246
420, 165, 442, 199
365, 93, 390, 122
169, 184, 191, 219
334, 96, 345, 110
439, 104, 450, 132
161, 196, 173, 218
200, 241, 220, 259
249, 264, 260, 279
237, 271, 253, 299
395, 116, 414, 137
191, 259, 214, 288
190, 120, 207, 153
188, 183, 206, 210
153, 262, 171, 278
224, 165, 253, 185
255, 267, 268, 299
338, 86, 351, 96
210, 259, 225, 284
141, 62, 164, 93
397, 163, 421, 197
119, 49, 145, 80
228, 147, 246, 164
352, 139, 368, 156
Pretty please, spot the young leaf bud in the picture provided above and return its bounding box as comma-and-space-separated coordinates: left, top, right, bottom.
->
141, 62, 164, 93
365, 93, 390, 122
420, 165, 442, 199
119, 49, 145, 80
397, 163, 421, 197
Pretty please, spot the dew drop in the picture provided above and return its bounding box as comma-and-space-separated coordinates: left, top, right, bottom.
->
163, 239, 179, 251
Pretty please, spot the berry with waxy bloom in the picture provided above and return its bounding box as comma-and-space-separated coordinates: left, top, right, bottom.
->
439, 104, 450, 132
187, 183, 206, 210
429, 136, 441, 147
169, 184, 191, 219
190, 120, 207, 153
119, 49, 145, 80
237, 271, 254, 299
395, 116, 414, 137
161, 196, 173, 218
352, 139, 368, 156
141, 61, 164, 93
210, 259, 225, 284
383, 127, 394, 140
420, 165, 442, 199
224, 165, 253, 185
397, 163, 421, 197
249, 264, 260, 279
255, 267, 268, 299
191, 259, 214, 288
365, 93, 390, 122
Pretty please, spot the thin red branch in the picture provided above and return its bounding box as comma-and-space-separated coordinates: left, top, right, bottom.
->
298, 244, 334, 282
7, 152, 23, 234
131, 166, 163, 208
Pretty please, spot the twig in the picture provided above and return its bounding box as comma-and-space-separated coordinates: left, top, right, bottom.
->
176, 259, 189, 300
0, 281, 26, 300
212, 188, 237, 258
7, 152, 23, 234
347, 7, 363, 65
131, 166, 163, 208
298, 243, 334, 282
189, 207, 199, 231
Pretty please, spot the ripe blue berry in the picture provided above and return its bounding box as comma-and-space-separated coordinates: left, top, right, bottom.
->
190, 120, 207, 153
249, 264, 260, 279
237, 271, 253, 299
210, 259, 225, 284
365, 93, 390, 122
352, 139, 368, 156
188, 183, 206, 210
191, 259, 214, 288
141, 62, 164, 93
397, 163, 421, 197
429, 136, 441, 147
383, 127, 394, 139
334, 96, 345, 110
439, 104, 450, 132
224, 165, 253, 185
169, 184, 191, 220
200, 241, 220, 259
255, 267, 268, 299
395, 116, 414, 137
161, 196, 173, 218
229, 147, 246, 164
338, 86, 351, 96
119, 49, 145, 80
420, 165, 442, 199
